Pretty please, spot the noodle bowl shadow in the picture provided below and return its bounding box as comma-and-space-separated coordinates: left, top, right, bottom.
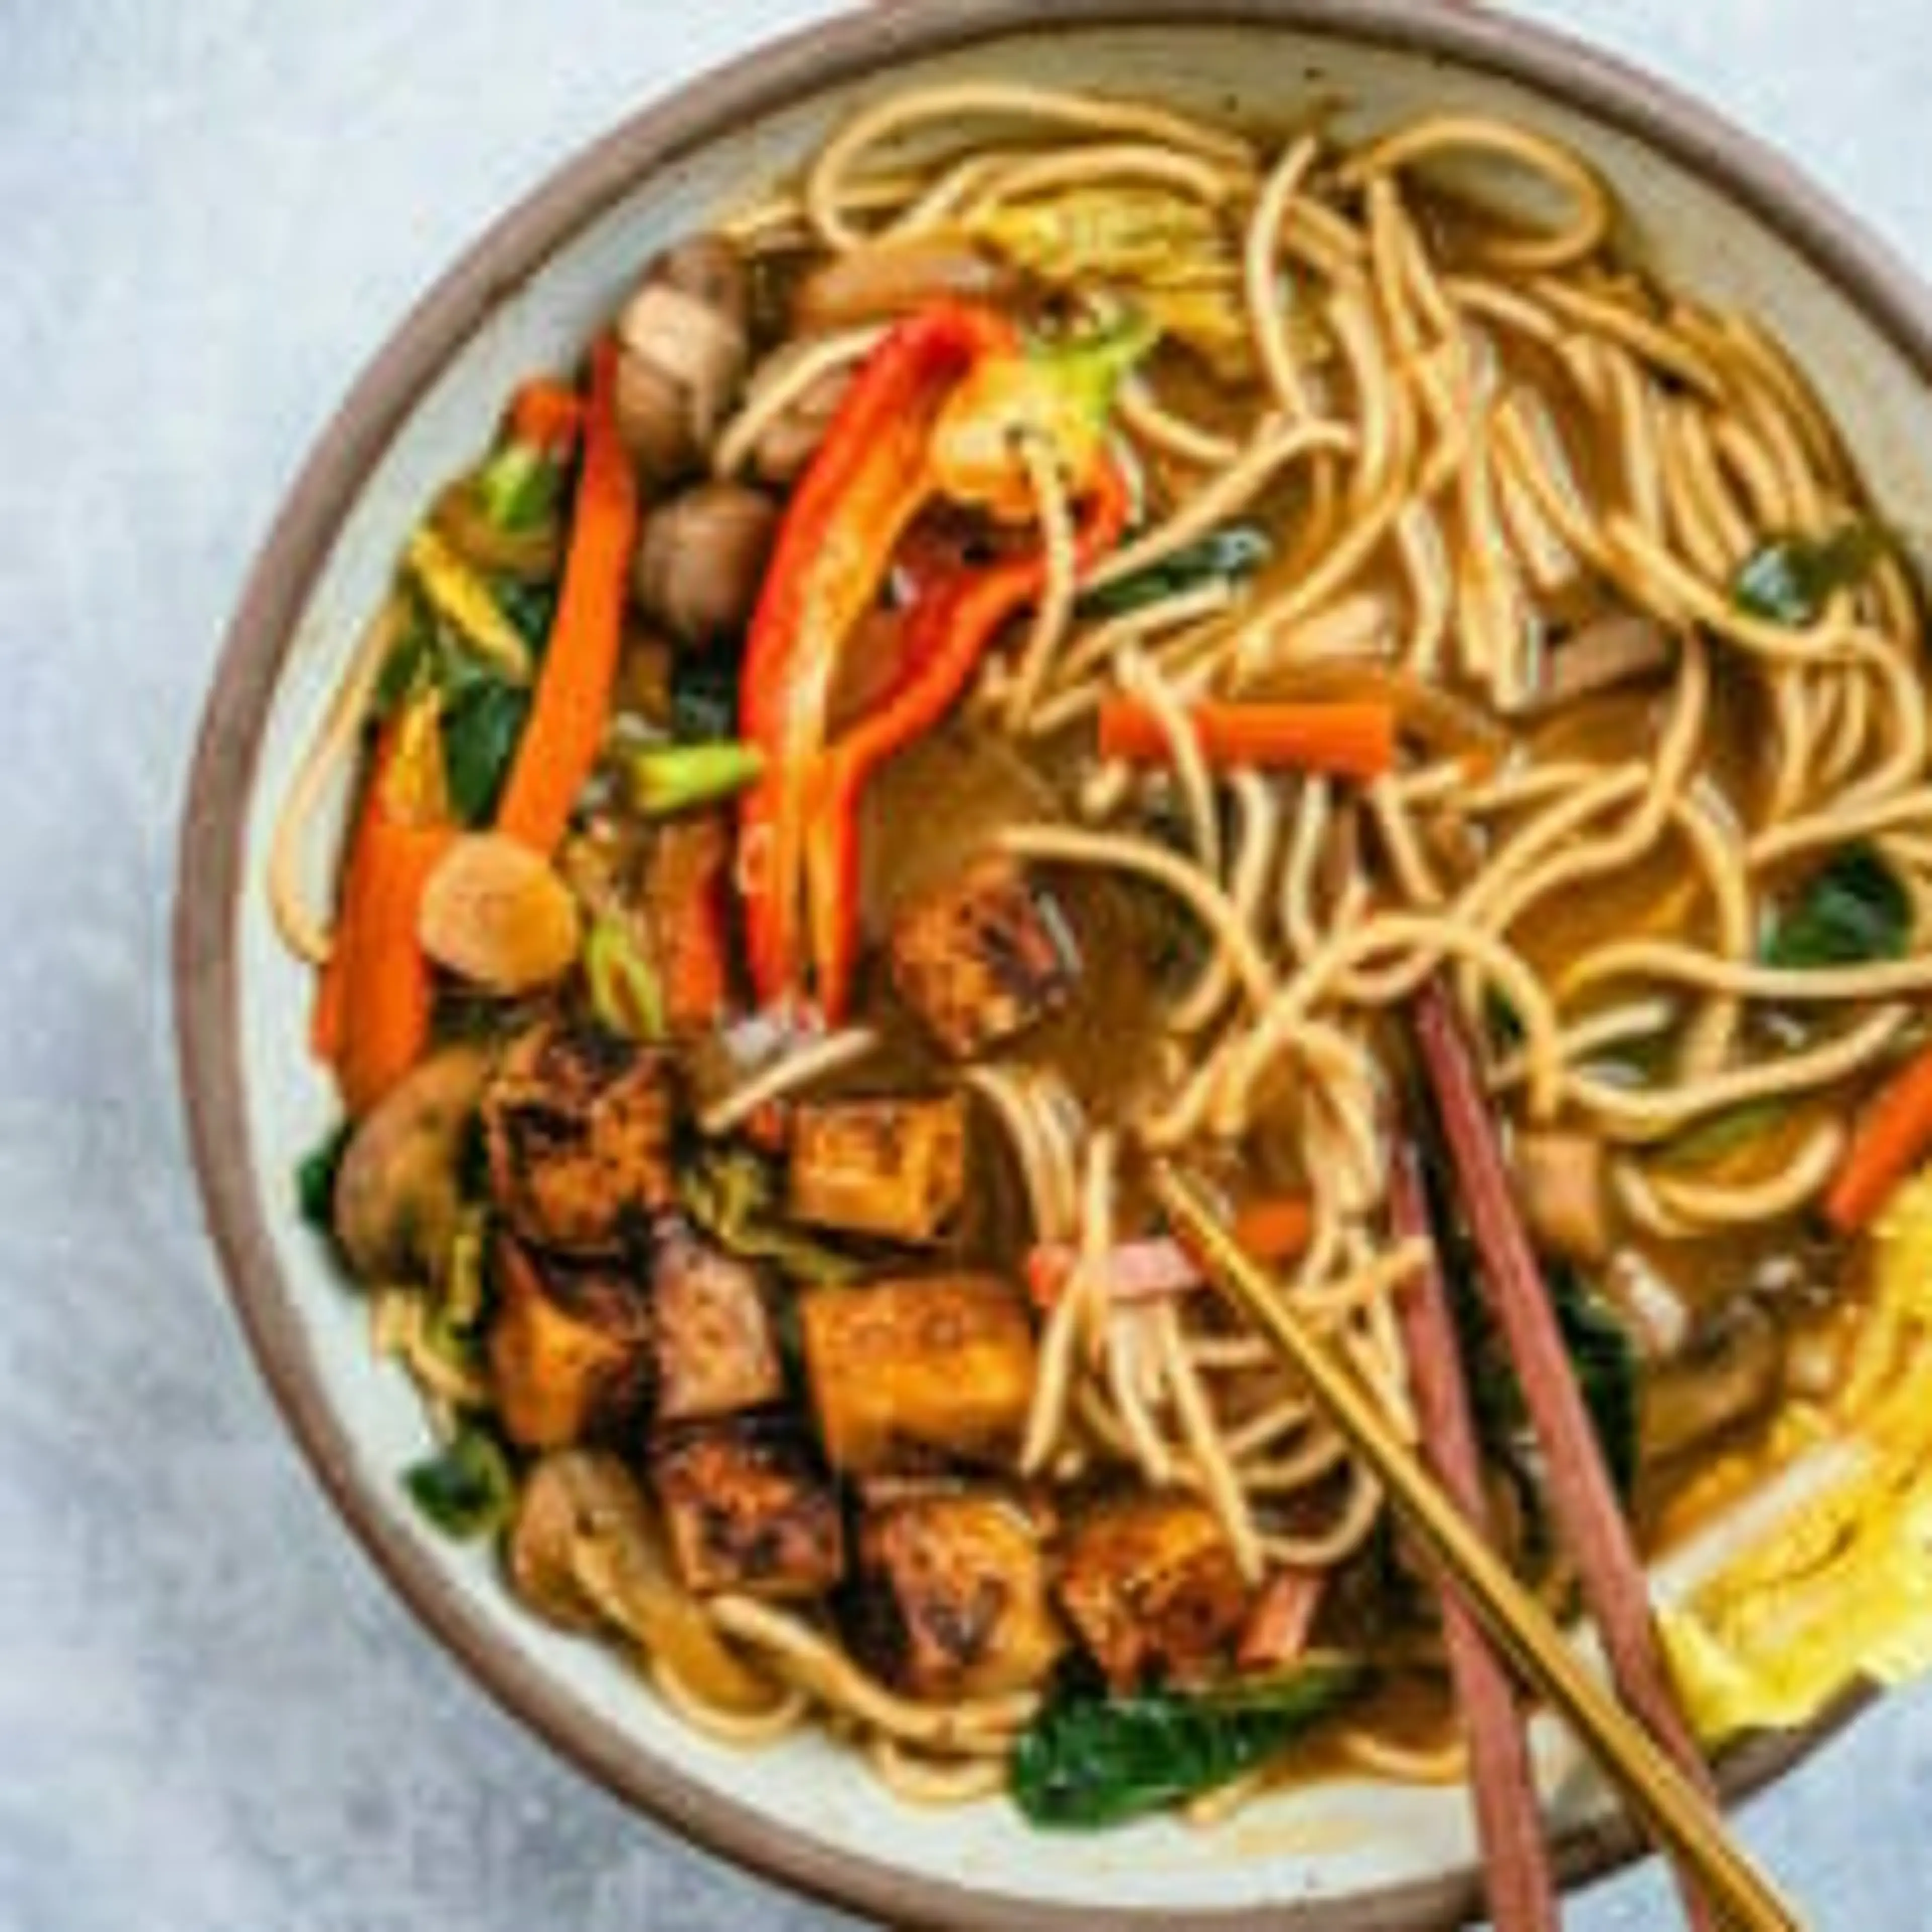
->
177, 3, 1926, 1925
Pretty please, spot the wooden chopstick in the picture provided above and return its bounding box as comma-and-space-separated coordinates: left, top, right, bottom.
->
1410, 978, 1720, 1929
1151, 1163, 1804, 1932
1388, 1137, 1560, 1932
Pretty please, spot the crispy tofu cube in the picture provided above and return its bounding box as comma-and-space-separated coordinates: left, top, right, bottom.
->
650, 1217, 785, 1424
851, 1488, 1065, 1699
650, 1420, 845, 1599
484, 1019, 676, 1255
488, 1238, 654, 1450
800, 1275, 1035, 1475
889, 856, 1078, 1060
1059, 1493, 1250, 1689
787, 1095, 967, 1244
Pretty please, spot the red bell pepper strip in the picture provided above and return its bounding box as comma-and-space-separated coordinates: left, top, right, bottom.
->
740, 301, 1146, 1020
496, 337, 639, 853
803, 459, 1130, 1018
739, 303, 1017, 1012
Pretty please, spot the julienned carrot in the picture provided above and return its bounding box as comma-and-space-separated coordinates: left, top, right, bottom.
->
507, 375, 584, 451
1825, 1041, 1932, 1231
496, 338, 639, 854
1097, 698, 1397, 779
1025, 1194, 1311, 1308
316, 736, 455, 1114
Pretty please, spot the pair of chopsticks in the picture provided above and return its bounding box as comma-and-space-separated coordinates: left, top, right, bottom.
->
1150, 982, 1804, 1932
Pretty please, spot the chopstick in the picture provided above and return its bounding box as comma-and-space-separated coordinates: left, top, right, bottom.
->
1151, 1163, 1804, 1932
1410, 979, 1720, 1929
1388, 1137, 1560, 1932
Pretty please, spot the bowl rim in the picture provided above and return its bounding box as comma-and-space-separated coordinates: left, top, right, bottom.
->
175, 2, 1918, 1925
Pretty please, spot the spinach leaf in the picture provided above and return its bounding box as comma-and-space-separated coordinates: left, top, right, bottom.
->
441, 667, 531, 824
373, 627, 432, 719
492, 578, 558, 654
1011, 1657, 1368, 1828
404, 1426, 515, 1539
1077, 524, 1270, 620
295, 1122, 351, 1234
1732, 522, 1884, 626
670, 656, 741, 744
1549, 1270, 1640, 1501
1761, 845, 1909, 970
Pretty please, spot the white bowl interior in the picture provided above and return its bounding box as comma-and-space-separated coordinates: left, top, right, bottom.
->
230, 15, 1932, 1918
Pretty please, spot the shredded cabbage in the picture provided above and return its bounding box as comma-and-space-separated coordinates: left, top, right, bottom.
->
1661, 1167, 1932, 1742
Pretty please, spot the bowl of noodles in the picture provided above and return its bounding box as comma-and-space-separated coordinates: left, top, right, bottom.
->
177, 2, 1932, 1925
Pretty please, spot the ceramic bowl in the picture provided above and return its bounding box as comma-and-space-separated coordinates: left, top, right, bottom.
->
176, 4, 1932, 1924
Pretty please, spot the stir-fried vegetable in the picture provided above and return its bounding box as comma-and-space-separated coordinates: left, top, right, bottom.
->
296, 1122, 351, 1234
315, 729, 455, 1114
1010, 1657, 1369, 1827
1761, 845, 1909, 970
405, 526, 534, 684
1731, 522, 1885, 626
1827, 1043, 1932, 1232
405, 1424, 516, 1539
1096, 698, 1397, 778
680, 1147, 860, 1283
496, 339, 640, 854
622, 741, 765, 817
965, 188, 1252, 378
585, 915, 666, 1041
1077, 524, 1270, 619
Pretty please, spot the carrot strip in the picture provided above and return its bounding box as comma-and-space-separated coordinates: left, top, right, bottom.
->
496, 337, 640, 853
1096, 698, 1397, 778
1236, 1567, 1324, 1672
1388, 1136, 1559, 1932
1824, 1040, 1932, 1232
1411, 976, 1719, 1932
1025, 1195, 1311, 1309
507, 375, 584, 451
321, 740, 455, 1115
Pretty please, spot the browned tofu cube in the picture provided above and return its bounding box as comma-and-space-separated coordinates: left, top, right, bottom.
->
800, 1275, 1035, 1475
650, 1420, 845, 1600
1059, 1493, 1250, 1689
851, 1488, 1065, 1699
488, 1238, 654, 1450
889, 857, 1078, 1060
650, 1216, 785, 1424
787, 1095, 967, 1244
484, 1019, 676, 1255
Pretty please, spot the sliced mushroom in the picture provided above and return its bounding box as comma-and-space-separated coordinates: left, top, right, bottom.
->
631, 482, 779, 648
614, 234, 751, 482
332, 1044, 491, 1282
1526, 613, 1673, 715
749, 363, 853, 486
503, 1447, 781, 1713
1641, 1300, 1781, 1464
418, 832, 582, 994
792, 237, 1015, 334
1515, 1129, 1611, 1265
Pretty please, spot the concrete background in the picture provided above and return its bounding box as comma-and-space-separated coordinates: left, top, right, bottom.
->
3, 2, 1928, 1926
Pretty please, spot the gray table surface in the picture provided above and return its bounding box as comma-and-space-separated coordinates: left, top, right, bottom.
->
5, 2, 1929, 1927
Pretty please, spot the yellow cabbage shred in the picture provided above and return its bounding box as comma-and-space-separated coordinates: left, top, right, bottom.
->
965, 190, 1257, 380
1661, 1167, 1932, 1743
